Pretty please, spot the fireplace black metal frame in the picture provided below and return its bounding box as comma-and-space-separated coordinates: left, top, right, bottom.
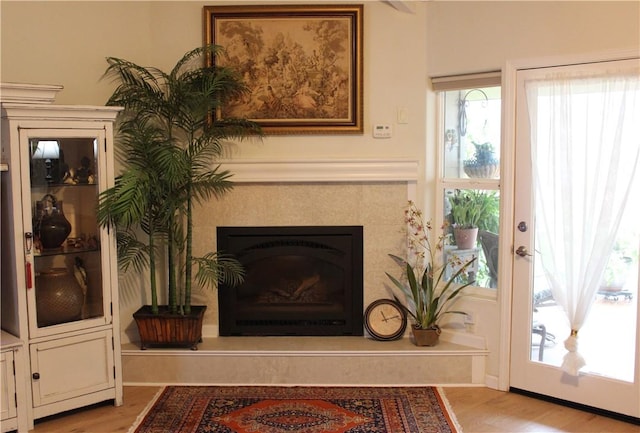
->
217, 225, 364, 336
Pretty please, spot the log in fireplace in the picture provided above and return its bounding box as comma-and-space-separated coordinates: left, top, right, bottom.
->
217, 226, 363, 336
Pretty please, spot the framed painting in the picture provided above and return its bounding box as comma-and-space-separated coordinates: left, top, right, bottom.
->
204, 4, 363, 135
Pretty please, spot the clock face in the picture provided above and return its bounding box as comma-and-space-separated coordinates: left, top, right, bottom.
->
364, 299, 407, 341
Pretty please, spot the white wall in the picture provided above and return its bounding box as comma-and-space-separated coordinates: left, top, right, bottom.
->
426, 1, 640, 77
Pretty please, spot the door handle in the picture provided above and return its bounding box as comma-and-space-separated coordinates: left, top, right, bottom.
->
515, 246, 533, 257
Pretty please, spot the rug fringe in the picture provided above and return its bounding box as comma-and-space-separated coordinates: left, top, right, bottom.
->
127, 387, 166, 433
436, 387, 464, 433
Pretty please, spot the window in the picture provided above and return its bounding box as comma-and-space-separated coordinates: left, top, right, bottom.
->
434, 75, 502, 291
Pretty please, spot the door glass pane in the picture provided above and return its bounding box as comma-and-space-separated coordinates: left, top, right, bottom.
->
442, 86, 501, 180
531, 204, 638, 382
30, 137, 104, 328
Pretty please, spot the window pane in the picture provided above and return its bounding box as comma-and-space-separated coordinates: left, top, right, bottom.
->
444, 188, 500, 289
443, 87, 501, 180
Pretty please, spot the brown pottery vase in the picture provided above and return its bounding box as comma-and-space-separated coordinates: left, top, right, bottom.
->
35, 195, 72, 249
36, 267, 84, 327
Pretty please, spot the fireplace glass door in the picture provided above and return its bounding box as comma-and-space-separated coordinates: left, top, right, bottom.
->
217, 226, 363, 336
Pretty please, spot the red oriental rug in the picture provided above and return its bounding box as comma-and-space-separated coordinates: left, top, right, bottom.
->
128, 386, 461, 433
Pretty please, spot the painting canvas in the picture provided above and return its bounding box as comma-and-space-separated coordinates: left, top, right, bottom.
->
204, 5, 363, 134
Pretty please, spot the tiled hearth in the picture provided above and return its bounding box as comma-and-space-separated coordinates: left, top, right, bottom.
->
120, 159, 488, 386
122, 332, 487, 385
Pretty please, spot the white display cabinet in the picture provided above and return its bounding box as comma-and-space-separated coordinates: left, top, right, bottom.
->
0, 83, 123, 429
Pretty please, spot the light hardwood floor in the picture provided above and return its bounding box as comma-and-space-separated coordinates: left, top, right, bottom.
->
443, 387, 639, 433
29, 386, 639, 433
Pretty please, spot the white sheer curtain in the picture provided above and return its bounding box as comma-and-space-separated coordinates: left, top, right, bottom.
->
525, 64, 640, 375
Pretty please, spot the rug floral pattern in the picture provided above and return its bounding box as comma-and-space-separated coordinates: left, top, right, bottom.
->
130, 386, 459, 433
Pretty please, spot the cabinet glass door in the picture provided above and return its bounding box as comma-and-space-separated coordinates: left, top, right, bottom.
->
24, 131, 110, 336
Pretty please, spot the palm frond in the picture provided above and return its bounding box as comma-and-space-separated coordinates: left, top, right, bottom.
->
193, 252, 245, 289
171, 45, 221, 79
115, 230, 151, 273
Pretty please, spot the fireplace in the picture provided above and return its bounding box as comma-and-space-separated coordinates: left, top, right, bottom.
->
217, 226, 364, 336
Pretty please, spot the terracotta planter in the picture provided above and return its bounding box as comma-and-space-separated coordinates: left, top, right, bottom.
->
411, 325, 441, 346
453, 227, 479, 250
133, 305, 206, 350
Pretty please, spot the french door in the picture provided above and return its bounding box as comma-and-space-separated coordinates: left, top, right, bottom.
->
510, 58, 640, 418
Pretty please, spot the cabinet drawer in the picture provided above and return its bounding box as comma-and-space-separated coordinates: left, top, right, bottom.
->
30, 330, 114, 407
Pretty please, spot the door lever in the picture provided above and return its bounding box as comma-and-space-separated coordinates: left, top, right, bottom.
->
515, 246, 533, 257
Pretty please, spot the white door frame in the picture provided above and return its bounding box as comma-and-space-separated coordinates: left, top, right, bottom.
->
496, 48, 640, 391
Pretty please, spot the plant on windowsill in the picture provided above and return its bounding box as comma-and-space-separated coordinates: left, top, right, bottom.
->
97, 45, 262, 350
463, 141, 499, 179
386, 201, 476, 346
448, 189, 498, 249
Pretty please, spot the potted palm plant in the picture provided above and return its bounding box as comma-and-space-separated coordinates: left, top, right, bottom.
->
386, 201, 476, 346
448, 189, 498, 249
97, 45, 262, 349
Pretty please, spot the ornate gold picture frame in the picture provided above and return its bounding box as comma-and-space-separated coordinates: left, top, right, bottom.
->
204, 4, 363, 135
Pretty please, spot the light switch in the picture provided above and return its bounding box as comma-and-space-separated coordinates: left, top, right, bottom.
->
397, 107, 409, 124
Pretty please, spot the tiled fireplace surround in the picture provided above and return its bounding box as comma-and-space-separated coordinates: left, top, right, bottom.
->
121, 159, 488, 386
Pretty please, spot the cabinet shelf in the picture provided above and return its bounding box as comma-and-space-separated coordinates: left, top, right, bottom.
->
32, 182, 97, 189
34, 245, 100, 258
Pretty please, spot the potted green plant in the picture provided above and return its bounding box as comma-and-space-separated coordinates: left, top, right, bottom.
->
599, 239, 635, 294
386, 201, 476, 346
448, 189, 498, 249
97, 45, 262, 349
463, 142, 499, 179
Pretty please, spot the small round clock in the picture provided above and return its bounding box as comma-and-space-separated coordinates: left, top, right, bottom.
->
364, 299, 408, 341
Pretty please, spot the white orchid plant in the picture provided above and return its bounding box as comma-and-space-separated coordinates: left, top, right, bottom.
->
386, 201, 477, 330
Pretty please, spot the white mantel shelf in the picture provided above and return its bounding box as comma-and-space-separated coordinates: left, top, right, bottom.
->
219, 159, 420, 183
